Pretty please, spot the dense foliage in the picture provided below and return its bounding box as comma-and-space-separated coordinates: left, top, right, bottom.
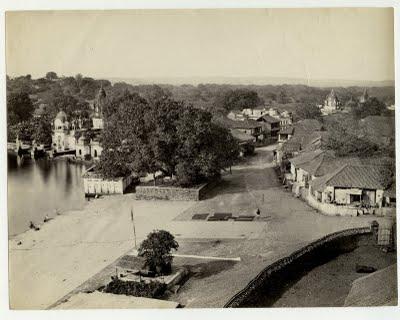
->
103, 278, 167, 298
378, 163, 395, 190
214, 88, 263, 111
98, 91, 240, 185
7, 91, 34, 125
8, 116, 53, 145
350, 97, 389, 119
97, 93, 150, 178
45, 71, 58, 80
31, 116, 53, 145
294, 103, 322, 121
138, 230, 179, 275
6, 73, 111, 143
8, 121, 34, 142
322, 117, 380, 157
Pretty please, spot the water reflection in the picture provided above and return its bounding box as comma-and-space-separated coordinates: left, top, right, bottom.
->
7, 153, 86, 237
36, 158, 52, 183
65, 164, 72, 193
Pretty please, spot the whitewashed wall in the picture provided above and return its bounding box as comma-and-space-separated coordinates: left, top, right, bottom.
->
83, 174, 134, 195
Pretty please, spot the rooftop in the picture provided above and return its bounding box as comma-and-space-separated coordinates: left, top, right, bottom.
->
213, 116, 261, 130
360, 116, 395, 138
309, 164, 386, 191
259, 114, 280, 124
296, 151, 338, 177
280, 141, 302, 153
286, 131, 325, 153
289, 149, 325, 166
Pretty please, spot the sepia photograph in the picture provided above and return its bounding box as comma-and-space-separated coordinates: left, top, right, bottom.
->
3, 3, 398, 315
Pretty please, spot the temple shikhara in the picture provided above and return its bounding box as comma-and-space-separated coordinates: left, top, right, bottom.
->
320, 89, 341, 115
51, 87, 105, 160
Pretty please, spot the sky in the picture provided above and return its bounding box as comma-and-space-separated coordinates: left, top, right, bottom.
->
6, 8, 395, 83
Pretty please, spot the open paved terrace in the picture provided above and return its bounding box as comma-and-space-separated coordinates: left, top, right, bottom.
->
9, 145, 390, 309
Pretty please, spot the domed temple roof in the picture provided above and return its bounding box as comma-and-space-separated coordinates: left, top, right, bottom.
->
55, 110, 68, 122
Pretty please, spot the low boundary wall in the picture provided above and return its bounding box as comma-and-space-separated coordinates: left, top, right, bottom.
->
306, 193, 395, 217
224, 227, 371, 308
135, 179, 220, 201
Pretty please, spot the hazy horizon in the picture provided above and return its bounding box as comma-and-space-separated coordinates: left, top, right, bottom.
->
6, 9, 394, 83
7, 73, 395, 88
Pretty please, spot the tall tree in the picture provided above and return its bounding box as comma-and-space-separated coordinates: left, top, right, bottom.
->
48, 94, 90, 120
175, 108, 239, 186
32, 116, 52, 145
98, 93, 150, 178
294, 103, 322, 121
10, 121, 34, 142
277, 89, 290, 104
146, 96, 182, 179
216, 89, 262, 111
45, 71, 58, 80
7, 91, 34, 125
141, 85, 172, 105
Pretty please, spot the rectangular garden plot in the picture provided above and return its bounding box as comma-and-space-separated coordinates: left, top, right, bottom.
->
236, 215, 255, 221
207, 213, 232, 221
192, 213, 209, 220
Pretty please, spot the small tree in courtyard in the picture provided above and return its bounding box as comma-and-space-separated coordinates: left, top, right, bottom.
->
138, 230, 179, 275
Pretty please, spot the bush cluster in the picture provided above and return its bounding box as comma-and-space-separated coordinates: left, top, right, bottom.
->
103, 278, 167, 298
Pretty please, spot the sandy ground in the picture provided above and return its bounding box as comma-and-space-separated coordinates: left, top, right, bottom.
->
8, 197, 193, 309
8, 146, 393, 309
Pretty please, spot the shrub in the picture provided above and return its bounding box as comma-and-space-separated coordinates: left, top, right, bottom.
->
138, 230, 179, 275
103, 278, 167, 298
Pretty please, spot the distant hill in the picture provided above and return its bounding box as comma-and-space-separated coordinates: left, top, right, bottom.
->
108, 76, 394, 88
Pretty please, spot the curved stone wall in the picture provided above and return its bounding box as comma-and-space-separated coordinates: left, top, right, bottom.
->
224, 227, 371, 308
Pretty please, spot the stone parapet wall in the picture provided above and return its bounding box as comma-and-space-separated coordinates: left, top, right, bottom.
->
224, 227, 371, 308
135, 179, 220, 201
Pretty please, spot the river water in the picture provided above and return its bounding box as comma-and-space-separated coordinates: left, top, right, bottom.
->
7, 153, 87, 237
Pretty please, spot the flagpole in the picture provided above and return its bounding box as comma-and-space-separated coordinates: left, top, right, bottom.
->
131, 207, 137, 249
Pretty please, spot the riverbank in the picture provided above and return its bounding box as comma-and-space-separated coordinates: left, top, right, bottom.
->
9, 194, 194, 309
7, 153, 87, 237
